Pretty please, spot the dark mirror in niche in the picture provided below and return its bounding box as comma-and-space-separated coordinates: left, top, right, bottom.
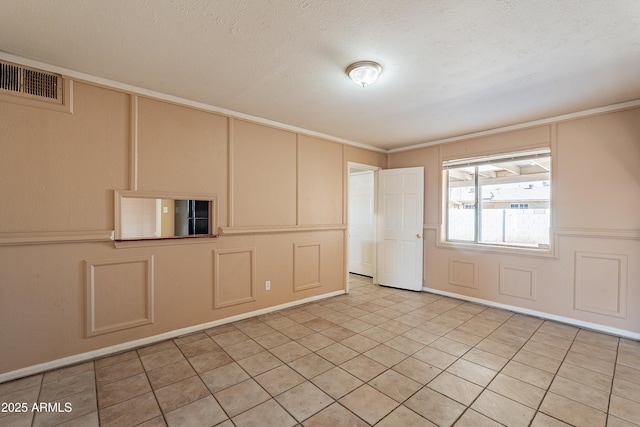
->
114, 191, 217, 241
175, 199, 210, 236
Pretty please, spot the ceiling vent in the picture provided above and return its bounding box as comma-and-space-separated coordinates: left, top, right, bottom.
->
0, 60, 63, 104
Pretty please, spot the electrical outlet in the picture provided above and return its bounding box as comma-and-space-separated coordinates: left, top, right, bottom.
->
265, 280, 271, 291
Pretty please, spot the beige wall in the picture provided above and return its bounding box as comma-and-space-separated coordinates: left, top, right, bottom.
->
389, 109, 640, 336
0, 83, 129, 232
231, 120, 297, 227
0, 81, 383, 376
1, 75, 638, 378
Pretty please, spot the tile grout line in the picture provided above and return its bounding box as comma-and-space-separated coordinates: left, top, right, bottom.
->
93, 362, 99, 427
138, 346, 169, 427
425, 306, 578, 426
444, 308, 525, 426
450, 335, 508, 423
360, 281, 510, 425
606, 338, 621, 425
525, 319, 578, 426
220, 331, 313, 425
202, 314, 338, 425
388, 301, 485, 425
29, 368, 45, 427
350, 292, 494, 425
187, 329, 249, 424
281, 284, 427, 424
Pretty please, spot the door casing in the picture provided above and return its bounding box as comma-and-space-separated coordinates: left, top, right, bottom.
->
346, 162, 425, 292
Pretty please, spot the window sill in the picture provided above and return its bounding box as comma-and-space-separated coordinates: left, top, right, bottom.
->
114, 234, 219, 248
436, 240, 557, 259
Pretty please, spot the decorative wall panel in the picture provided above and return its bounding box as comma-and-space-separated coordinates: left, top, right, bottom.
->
231, 120, 297, 227
297, 135, 343, 225
85, 255, 154, 337
448, 257, 477, 288
499, 264, 536, 300
213, 247, 256, 308
294, 242, 321, 292
575, 251, 627, 318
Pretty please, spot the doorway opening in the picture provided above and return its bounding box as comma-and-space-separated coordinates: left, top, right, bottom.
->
347, 162, 380, 289
346, 162, 425, 293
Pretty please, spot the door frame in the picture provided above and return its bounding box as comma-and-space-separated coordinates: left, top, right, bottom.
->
346, 162, 381, 293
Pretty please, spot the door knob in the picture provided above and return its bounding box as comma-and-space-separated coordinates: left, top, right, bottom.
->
416, 233, 422, 238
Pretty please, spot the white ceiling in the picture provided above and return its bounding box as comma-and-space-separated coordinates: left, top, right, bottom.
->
2, 0, 640, 150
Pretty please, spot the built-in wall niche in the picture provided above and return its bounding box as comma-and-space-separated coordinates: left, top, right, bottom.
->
114, 190, 217, 241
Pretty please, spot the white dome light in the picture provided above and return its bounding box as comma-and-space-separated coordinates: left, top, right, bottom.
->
346, 61, 382, 87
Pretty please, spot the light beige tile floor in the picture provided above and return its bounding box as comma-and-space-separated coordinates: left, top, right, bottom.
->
1, 274, 639, 426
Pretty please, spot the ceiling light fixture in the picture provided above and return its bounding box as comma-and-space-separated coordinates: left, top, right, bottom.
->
346, 61, 382, 87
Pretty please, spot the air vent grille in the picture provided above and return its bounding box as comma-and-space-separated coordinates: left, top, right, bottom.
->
0, 61, 62, 103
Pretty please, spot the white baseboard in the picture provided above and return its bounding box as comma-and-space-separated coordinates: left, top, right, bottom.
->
0, 290, 345, 384
422, 286, 640, 341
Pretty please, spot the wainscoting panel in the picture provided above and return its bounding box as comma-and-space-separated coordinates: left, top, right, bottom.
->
293, 242, 321, 292
448, 257, 477, 289
213, 247, 256, 309
575, 251, 627, 318
85, 255, 154, 337
499, 264, 537, 300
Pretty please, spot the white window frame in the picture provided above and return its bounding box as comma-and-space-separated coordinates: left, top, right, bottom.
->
442, 148, 552, 252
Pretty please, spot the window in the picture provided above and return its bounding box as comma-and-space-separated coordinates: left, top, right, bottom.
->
444, 148, 551, 249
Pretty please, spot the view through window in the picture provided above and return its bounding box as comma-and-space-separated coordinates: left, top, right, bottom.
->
445, 149, 551, 248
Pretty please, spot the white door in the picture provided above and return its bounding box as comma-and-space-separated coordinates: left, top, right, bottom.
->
377, 167, 424, 291
348, 171, 375, 276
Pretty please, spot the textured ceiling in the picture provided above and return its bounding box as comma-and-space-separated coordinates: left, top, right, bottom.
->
1, 0, 640, 150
